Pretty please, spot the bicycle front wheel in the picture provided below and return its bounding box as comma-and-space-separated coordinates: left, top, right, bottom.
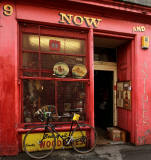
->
72, 123, 97, 154
23, 127, 56, 159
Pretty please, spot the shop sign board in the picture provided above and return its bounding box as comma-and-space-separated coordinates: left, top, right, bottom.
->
22, 131, 86, 152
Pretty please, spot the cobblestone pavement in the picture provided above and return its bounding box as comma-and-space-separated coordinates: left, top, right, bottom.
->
1, 144, 151, 160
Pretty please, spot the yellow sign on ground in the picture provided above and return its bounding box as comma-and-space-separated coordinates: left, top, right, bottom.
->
22, 131, 86, 152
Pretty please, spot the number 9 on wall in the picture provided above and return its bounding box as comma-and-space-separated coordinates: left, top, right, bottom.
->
3, 4, 13, 16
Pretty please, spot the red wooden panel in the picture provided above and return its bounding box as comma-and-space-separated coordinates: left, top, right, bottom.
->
117, 41, 132, 133
118, 108, 132, 132
20, 23, 87, 39
117, 42, 132, 81
0, 2, 19, 155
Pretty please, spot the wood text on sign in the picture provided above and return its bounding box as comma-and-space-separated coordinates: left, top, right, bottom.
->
59, 12, 102, 28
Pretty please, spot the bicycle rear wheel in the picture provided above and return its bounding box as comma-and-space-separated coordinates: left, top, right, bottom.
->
23, 127, 56, 159
72, 123, 97, 154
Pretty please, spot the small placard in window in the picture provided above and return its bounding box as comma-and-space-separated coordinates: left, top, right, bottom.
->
49, 40, 60, 51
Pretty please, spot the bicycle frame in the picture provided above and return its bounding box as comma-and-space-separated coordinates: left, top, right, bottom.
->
47, 120, 80, 146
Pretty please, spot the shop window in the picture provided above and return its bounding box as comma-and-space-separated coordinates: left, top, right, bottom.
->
20, 24, 88, 123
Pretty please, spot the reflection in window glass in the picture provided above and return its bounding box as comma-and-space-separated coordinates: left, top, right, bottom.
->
65, 38, 85, 55
22, 34, 39, 51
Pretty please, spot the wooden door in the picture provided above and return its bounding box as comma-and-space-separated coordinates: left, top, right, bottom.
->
117, 41, 132, 133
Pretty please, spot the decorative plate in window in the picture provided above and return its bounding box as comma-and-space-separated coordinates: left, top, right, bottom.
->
53, 62, 69, 78
72, 64, 87, 78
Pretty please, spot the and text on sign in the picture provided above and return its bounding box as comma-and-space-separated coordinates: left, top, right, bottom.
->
133, 26, 145, 32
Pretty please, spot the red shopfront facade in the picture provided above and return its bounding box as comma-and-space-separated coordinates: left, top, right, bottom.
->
1, 0, 151, 155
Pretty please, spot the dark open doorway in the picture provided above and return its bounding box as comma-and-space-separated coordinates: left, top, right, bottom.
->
94, 70, 113, 129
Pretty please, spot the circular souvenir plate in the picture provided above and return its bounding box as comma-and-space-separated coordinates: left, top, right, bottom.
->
72, 64, 87, 78
53, 62, 69, 78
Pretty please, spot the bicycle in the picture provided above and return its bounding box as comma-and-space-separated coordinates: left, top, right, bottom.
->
23, 107, 97, 159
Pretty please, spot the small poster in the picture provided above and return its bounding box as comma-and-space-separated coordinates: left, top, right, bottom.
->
117, 81, 131, 110
123, 81, 131, 110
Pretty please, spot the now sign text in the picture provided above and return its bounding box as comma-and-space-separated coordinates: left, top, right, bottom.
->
59, 12, 102, 28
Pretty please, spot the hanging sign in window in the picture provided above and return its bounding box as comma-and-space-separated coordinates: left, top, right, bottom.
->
49, 40, 61, 51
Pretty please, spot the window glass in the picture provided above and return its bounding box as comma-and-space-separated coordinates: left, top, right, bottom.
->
64, 38, 85, 55
23, 79, 55, 123
22, 34, 39, 51
22, 52, 39, 69
57, 81, 86, 121
23, 72, 39, 77
94, 47, 117, 62
21, 26, 87, 123
40, 35, 85, 55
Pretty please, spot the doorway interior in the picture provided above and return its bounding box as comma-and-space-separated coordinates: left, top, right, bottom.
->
94, 35, 128, 144
94, 70, 113, 129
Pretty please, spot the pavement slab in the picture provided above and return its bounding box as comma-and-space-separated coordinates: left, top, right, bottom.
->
1, 144, 151, 160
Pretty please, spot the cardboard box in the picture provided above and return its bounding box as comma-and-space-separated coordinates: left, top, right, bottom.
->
107, 127, 126, 142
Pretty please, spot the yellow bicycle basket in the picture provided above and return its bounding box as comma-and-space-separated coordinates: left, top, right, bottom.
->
73, 113, 80, 121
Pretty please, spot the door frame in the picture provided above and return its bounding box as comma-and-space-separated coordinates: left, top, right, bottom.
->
94, 61, 117, 126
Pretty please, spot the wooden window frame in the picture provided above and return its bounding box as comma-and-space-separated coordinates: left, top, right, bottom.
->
19, 23, 90, 125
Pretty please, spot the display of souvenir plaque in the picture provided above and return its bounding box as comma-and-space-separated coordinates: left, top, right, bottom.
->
53, 62, 69, 78
72, 64, 87, 78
